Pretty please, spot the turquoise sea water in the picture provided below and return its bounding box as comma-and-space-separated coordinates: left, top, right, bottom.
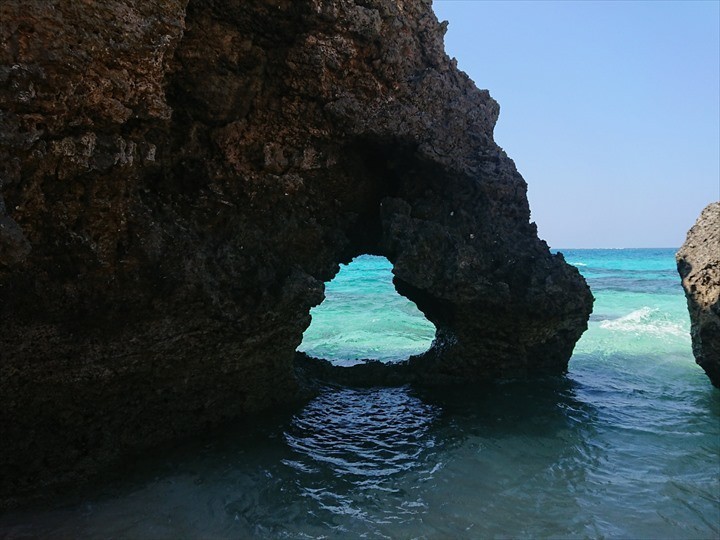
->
1, 249, 719, 538
297, 255, 436, 365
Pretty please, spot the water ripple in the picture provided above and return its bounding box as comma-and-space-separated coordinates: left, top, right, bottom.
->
283, 386, 441, 502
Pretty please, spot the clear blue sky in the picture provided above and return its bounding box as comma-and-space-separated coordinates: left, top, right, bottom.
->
433, 0, 719, 248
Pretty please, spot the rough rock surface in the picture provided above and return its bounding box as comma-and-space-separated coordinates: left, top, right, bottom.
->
677, 202, 720, 387
0, 0, 592, 505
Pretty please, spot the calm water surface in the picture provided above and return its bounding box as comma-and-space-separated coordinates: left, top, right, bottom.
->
2, 249, 718, 538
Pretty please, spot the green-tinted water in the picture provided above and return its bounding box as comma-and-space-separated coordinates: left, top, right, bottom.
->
297, 255, 435, 365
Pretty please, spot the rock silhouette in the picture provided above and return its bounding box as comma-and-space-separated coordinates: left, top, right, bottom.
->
0, 0, 592, 505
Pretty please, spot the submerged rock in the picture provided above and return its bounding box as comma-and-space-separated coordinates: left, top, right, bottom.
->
677, 202, 720, 387
0, 0, 592, 505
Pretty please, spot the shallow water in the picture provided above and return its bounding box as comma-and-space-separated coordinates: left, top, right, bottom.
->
2, 249, 719, 538
297, 255, 435, 365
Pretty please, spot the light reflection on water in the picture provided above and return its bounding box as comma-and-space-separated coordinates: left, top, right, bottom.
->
1, 373, 717, 539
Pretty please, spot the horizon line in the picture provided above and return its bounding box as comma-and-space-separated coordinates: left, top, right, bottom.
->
550, 246, 680, 251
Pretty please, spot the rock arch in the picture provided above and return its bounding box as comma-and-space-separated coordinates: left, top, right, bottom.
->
0, 0, 592, 505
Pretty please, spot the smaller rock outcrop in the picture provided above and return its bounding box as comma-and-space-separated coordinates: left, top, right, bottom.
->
677, 202, 720, 387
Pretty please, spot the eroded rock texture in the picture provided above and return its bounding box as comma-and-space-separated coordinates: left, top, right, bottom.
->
677, 202, 720, 387
0, 0, 592, 504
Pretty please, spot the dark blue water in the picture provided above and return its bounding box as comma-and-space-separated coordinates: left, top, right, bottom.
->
1, 249, 718, 538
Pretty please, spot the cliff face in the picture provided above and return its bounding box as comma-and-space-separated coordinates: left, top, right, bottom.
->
677, 202, 720, 387
0, 0, 592, 504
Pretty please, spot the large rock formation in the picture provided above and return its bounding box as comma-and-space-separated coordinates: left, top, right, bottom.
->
0, 0, 592, 505
677, 202, 720, 387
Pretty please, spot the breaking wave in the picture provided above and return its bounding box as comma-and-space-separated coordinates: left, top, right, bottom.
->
599, 307, 688, 338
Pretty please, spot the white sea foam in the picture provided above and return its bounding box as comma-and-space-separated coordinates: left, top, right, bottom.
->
599, 307, 688, 338
569, 261, 587, 267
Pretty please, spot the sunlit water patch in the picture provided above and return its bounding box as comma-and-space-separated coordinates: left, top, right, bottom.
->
1, 249, 718, 538
297, 255, 436, 365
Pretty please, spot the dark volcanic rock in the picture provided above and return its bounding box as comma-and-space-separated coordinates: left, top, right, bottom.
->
0, 0, 592, 505
677, 202, 720, 387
